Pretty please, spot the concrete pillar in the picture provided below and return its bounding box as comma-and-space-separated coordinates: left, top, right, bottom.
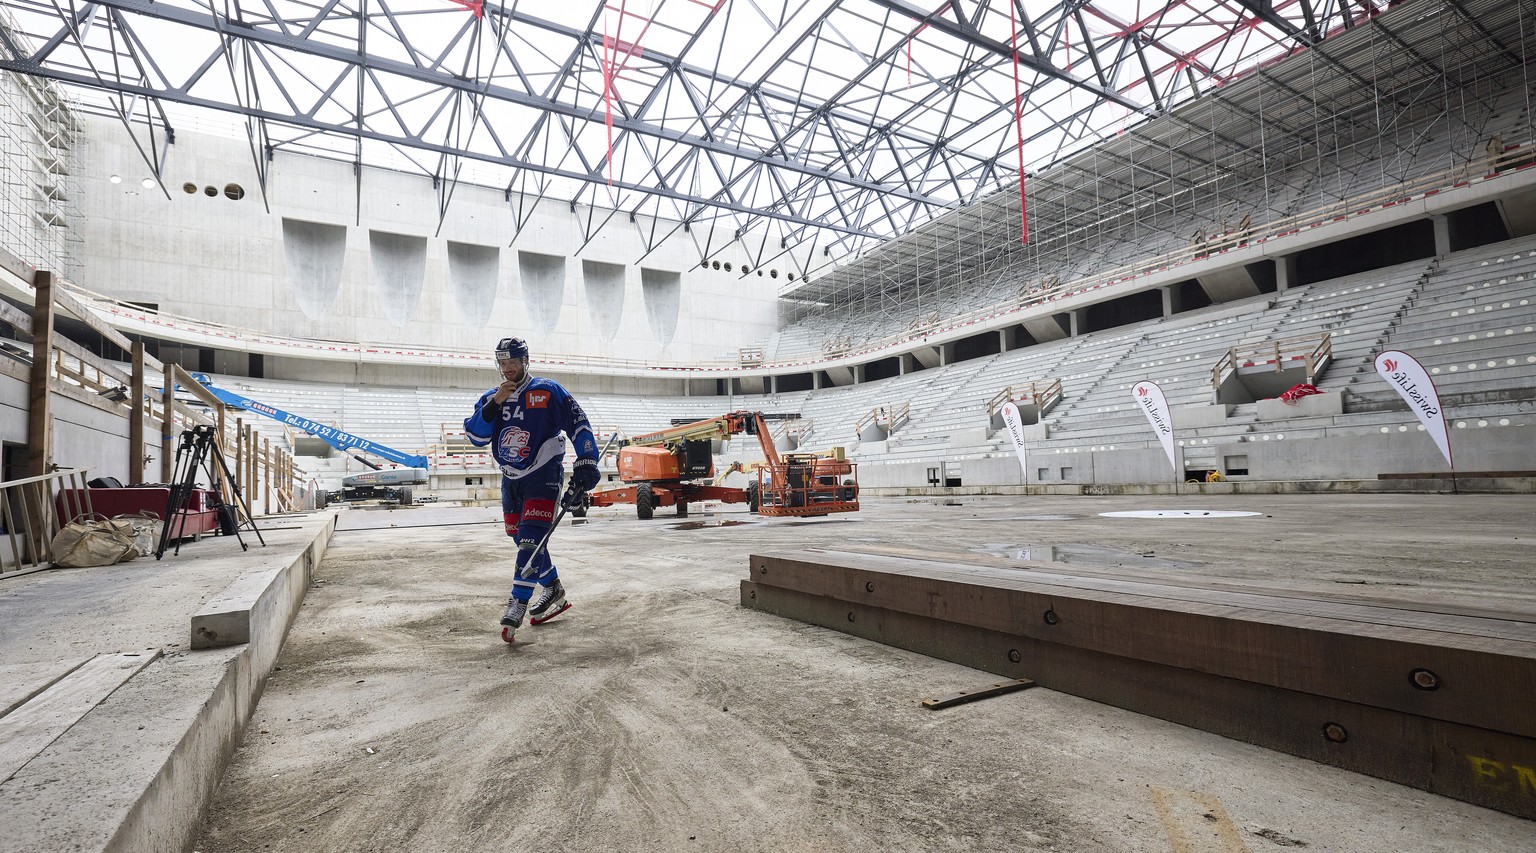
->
1160, 286, 1177, 318
813, 372, 822, 390
851, 364, 864, 384
998, 329, 1009, 353
1431, 213, 1451, 257
768, 374, 777, 394
1068, 309, 1082, 337
1275, 255, 1296, 291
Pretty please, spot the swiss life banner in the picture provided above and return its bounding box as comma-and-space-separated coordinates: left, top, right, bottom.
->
1374, 350, 1454, 470
1132, 380, 1178, 476
999, 401, 1030, 481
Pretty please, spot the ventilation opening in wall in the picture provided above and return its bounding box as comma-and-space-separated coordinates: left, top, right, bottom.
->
182, 182, 197, 194
224, 183, 245, 200
1223, 455, 1249, 476
203, 185, 218, 197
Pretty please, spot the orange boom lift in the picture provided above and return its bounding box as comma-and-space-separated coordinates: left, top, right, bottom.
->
587, 411, 859, 520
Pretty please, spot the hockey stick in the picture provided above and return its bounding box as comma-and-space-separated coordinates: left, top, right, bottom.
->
518, 432, 620, 579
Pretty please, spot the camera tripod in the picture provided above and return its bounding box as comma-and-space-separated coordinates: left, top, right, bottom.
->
155, 424, 266, 559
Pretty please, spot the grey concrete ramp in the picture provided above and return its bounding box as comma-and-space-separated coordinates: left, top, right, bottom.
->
0, 512, 336, 853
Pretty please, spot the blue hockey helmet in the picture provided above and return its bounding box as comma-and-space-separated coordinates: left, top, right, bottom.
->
495, 336, 529, 362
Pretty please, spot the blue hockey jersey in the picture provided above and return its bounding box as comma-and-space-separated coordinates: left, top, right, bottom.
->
465, 377, 599, 479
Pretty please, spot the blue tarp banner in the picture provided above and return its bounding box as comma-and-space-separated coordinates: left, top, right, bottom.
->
190, 374, 429, 469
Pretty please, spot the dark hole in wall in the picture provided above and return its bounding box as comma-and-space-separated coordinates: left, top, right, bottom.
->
863, 356, 901, 382
1082, 289, 1163, 333
952, 330, 1002, 362
1293, 220, 1435, 286
1446, 202, 1512, 252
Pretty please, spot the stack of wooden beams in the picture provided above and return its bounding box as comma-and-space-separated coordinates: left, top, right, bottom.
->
741, 548, 1536, 819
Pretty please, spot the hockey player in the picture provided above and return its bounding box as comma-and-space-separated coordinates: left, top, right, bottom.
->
465, 337, 601, 643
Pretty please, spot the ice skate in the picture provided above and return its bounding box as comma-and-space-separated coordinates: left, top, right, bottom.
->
500, 598, 527, 644
529, 580, 571, 625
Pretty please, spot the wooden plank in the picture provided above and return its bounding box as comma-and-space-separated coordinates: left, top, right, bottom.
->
922, 678, 1036, 710
49, 286, 156, 367
742, 581, 1536, 821
0, 658, 90, 718
0, 651, 159, 785
51, 335, 132, 388
748, 551, 1536, 738
0, 297, 31, 333
843, 542, 1536, 625
752, 550, 1536, 647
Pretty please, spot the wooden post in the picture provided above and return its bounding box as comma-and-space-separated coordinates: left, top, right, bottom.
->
26, 272, 55, 478
161, 369, 175, 483
130, 342, 146, 484
245, 424, 256, 518
263, 437, 272, 515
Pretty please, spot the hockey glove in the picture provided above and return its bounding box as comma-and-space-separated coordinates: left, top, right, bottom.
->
563, 458, 600, 509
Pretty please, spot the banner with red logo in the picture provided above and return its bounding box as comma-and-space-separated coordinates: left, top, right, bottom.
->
1132, 381, 1178, 476
1000, 401, 1029, 481
1374, 350, 1454, 470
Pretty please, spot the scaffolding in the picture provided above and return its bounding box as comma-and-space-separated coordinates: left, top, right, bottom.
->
0, 8, 81, 280
785, 0, 1536, 348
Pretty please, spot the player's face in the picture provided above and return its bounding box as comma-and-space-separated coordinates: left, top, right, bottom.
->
498, 357, 527, 384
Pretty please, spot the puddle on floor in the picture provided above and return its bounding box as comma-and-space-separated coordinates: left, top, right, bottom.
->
667, 519, 756, 530
969, 542, 1193, 570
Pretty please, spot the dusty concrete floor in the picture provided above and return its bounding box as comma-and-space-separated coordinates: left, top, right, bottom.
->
194, 494, 1536, 852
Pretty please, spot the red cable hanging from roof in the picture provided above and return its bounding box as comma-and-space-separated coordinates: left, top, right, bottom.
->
1010, 0, 1029, 243
602, 3, 626, 186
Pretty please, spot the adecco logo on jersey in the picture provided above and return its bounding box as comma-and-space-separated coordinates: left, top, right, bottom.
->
525, 390, 551, 409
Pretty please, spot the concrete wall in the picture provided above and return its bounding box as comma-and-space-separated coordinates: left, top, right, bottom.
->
76, 115, 776, 363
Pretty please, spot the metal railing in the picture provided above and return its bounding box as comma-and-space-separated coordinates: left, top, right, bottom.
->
985, 379, 1064, 418
0, 468, 92, 574
855, 402, 910, 438
1210, 332, 1333, 391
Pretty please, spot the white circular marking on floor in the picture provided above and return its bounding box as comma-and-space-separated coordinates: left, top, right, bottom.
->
1098, 510, 1264, 519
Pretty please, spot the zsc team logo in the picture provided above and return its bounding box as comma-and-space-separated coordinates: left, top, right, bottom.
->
499, 426, 533, 459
